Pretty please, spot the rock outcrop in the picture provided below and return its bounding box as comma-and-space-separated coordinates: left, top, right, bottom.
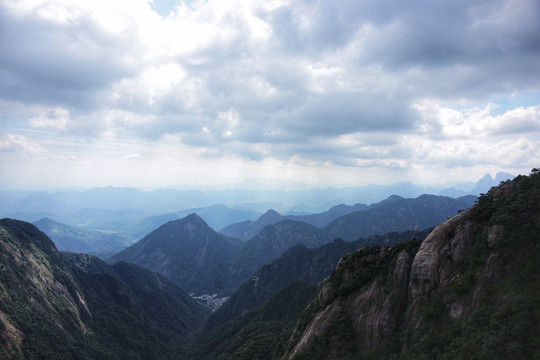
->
284, 171, 540, 359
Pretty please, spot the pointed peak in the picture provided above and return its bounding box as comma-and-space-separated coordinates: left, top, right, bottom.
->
479, 173, 494, 182
495, 172, 515, 183
258, 209, 281, 221
153, 213, 212, 235
182, 213, 208, 225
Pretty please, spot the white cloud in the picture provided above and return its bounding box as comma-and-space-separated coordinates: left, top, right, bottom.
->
0, 134, 45, 153
29, 107, 69, 131
0, 0, 538, 188
414, 102, 540, 138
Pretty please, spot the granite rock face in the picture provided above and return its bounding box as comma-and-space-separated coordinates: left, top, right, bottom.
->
406, 209, 475, 326
284, 172, 540, 359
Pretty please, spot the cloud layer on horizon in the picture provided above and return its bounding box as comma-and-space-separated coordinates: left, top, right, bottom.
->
1, 0, 539, 188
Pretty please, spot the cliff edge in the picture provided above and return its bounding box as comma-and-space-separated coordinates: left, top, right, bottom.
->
284, 169, 540, 359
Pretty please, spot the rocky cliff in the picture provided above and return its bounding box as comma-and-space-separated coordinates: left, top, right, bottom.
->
284, 170, 540, 359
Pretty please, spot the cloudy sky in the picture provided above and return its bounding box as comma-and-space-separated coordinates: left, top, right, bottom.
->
1, 0, 539, 190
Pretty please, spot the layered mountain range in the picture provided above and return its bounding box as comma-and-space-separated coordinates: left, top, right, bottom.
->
0, 170, 536, 359
0, 172, 511, 240
109, 194, 472, 295
190, 169, 540, 359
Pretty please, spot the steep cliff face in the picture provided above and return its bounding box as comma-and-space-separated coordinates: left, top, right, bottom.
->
284, 171, 540, 360
0, 219, 90, 359
405, 209, 476, 326
284, 241, 421, 359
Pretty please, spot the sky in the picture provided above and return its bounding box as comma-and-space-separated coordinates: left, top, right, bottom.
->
0, 0, 539, 190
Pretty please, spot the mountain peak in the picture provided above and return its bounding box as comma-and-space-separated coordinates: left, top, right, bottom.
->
34, 217, 56, 225
473, 173, 497, 194
479, 173, 494, 180
258, 209, 282, 223
495, 171, 514, 183
183, 212, 207, 224
163, 213, 210, 233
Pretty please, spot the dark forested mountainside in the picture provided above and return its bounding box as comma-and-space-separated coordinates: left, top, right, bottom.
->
219, 203, 370, 240
108, 214, 243, 295
109, 207, 435, 298
283, 170, 540, 359
190, 227, 433, 360
219, 209, 284, 241
236, 220, 329, 270
109, 214, 334, 296
191, 281, 318, 360
220, 194, 474, 242
204, 239, 361, 331
0, 219, 209, 359
324, 194, 473, 241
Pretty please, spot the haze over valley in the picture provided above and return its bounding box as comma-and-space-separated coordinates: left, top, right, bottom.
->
0, 172, 505, 256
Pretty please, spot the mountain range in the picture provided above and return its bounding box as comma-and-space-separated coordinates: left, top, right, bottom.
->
1, 170, 536, 359
190, 169, 539, 359
221, 194, 475, 241
0, 172, 513, 232
108, 193, 473, 296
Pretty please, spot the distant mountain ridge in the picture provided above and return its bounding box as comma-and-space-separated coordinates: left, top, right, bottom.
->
177, 204, 260, 231
219, 203, 369, 240
0, 171, 514, 221
33, 217, 131, 256
324, 194, 474, 241
222, 194, 475, 242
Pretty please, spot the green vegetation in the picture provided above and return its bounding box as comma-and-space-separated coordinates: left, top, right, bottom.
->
191, 281, 317, 360
2, 170, 538, 359
206, 239, 359, 331
0, 219, 209, 359
288, 240, 422, 359
391, 170, 540, 359
325, 194, 472, 241
285, 170, 540, 359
